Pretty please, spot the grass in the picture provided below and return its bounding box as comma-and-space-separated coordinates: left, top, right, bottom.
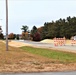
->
21, 46, 76, 63
0, 41, 76, 72
0, 41, 54, 65
0, 41, 40, 65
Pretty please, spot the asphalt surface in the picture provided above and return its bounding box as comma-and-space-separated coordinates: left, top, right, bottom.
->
1, 71, 76, 75
16, 40, 76, 53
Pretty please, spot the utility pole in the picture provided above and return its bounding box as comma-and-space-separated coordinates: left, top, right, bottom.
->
6, 0, 8, 51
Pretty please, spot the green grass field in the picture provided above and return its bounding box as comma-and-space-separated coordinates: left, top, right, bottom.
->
21, 46, 76, 63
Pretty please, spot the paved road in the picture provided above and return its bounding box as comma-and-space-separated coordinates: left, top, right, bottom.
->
1, 71, 76, 75
15, 40, 76, 53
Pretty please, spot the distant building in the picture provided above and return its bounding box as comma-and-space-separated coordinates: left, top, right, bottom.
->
71, 36, 76, 40
74, 36, 76, 40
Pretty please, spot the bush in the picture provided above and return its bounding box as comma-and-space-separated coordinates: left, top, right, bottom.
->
16, 34, 19, 40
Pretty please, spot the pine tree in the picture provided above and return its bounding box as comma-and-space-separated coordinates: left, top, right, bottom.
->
0, 26, 4, 39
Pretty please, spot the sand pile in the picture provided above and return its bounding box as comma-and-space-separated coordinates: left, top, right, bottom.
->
40, 39, 71, 45
40, 39, 54, 43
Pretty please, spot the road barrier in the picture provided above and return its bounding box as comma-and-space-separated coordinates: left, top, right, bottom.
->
71, 39, 76, 46
54, 37, 66, 46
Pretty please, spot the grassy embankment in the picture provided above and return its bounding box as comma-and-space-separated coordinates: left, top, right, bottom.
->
21, 46, 76, 63
0, 41, 76, 72
0, 40, 76, 63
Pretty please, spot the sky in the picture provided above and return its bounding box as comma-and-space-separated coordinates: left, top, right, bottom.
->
0, 0, 76, 34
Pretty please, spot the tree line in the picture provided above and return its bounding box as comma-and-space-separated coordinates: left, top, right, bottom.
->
8, 16, 76, 41
1, 16, 76, 41
39, 16, 76, 40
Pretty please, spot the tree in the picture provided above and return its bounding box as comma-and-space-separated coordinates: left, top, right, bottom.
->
8, 33, 14, 39
40, 16, 76, 39
21, 25, 28, 32
31, 26, 41, 41
37, 26, 43, 40
22, 32, 29, 40
41, 22, 49, 39
33, 32, 41, 41
31, 26, 37, 35
16, 34, 19, 40
0, 26, 4, 39
21, 25, 29, 40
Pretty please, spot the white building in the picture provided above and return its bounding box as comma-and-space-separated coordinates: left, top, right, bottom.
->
74, 36, 76, 40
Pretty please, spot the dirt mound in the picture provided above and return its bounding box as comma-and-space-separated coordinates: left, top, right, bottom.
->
40, 39, 54, 43
41, 39, 71, 45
